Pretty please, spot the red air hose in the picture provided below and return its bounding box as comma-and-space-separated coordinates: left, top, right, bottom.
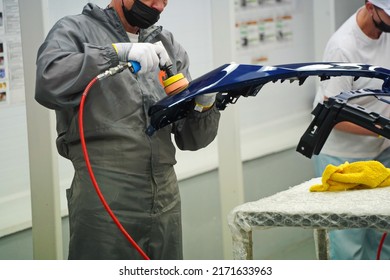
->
377, 232, 388, 260
78, 76, 150, 260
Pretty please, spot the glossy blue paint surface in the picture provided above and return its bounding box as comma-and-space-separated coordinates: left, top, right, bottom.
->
147, 62, 390, 135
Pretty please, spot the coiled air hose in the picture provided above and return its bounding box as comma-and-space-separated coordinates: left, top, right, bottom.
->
78, 63, 150, 260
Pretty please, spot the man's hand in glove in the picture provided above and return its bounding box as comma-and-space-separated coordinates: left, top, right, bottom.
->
194, 93, 217, 112
112, 42, 170, 74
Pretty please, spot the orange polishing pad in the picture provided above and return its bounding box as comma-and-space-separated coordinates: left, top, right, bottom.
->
162, 73, 189, 96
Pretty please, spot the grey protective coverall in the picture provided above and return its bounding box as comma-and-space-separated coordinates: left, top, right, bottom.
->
35, 3, 220, 260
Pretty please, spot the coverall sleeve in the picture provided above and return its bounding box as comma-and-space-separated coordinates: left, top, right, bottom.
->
174, 106, 220, 151
35, 17, 119, 110
167, 36, 221, 151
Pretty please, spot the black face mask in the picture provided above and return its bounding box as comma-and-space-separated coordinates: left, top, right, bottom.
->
373, 7, 390, 33
122, 0, 160, 29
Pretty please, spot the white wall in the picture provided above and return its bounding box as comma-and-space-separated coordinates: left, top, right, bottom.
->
237, 1, 316, 162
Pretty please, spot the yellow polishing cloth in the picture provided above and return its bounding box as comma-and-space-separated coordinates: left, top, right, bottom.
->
310, 160, 390, 192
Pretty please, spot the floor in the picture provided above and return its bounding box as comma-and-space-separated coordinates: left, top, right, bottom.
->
0, 219, 318, 260
267, 237, 317, 260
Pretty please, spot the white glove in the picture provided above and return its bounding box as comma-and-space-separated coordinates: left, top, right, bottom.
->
194, 93, 217, 112
112, 42, 170, 74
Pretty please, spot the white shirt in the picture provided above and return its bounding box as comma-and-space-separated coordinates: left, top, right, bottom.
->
314, 9, 390, 158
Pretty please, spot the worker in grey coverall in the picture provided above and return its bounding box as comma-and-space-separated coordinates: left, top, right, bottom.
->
35, 0, 220, 260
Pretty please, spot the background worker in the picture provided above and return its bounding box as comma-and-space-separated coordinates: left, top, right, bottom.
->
35, 0, 220, 260
313, 0, 390, 259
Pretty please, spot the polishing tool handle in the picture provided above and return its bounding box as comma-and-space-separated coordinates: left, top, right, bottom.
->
129, 60, 141, 74
154, 41, 173, 71
129, 60, 168, 76
161, 64, 175, 78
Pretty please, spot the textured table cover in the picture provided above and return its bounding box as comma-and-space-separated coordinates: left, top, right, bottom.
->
228, 177, 390, 260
